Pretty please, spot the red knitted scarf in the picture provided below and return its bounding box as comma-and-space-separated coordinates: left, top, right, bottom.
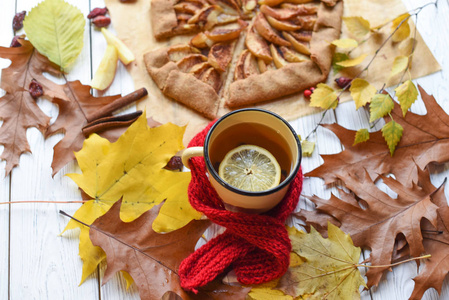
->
179, 122, 303, 293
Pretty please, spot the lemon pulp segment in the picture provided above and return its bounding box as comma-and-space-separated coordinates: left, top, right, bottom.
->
218, 144, 281, 192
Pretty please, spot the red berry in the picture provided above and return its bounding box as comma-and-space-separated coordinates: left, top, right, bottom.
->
29, 79, 44, 99
335, 77, 352, 89
87, 7, 108, 19
310, 87, 315, 92
304, 89, 312, 98
12, 11, 26, 31
92, 16, 111, 28
10, 36, 22, 47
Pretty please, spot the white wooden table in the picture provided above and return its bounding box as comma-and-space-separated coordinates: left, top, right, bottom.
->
1, 0, 449, 299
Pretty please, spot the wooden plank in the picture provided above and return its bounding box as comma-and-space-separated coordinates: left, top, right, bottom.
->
0, 1, 17, 299
8, 0, 99, 298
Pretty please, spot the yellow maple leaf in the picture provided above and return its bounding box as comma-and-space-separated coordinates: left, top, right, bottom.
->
63, 114, 201, 283
282, 224, 367, 299
343, 16, 371, 39
391, 13, 411, 42
309, 83, 338, 110
349, 78, 377, 109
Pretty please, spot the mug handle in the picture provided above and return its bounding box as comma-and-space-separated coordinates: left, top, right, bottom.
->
181, 147, 204, 169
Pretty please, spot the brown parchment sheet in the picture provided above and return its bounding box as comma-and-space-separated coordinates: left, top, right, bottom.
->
105, 0, 441, 144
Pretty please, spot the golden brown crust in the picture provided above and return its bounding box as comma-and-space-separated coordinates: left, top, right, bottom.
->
144, 47, 219, 119
226, 0, 343, 107
151, 0, 178, 40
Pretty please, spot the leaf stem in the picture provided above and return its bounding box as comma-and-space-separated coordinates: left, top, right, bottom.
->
357, 254, 431, 268
0, 200, 88, 205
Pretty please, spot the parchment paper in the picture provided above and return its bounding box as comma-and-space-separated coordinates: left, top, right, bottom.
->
105, 0, 440, 144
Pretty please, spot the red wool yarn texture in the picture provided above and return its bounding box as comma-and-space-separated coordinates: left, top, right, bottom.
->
178, 122, 303, 293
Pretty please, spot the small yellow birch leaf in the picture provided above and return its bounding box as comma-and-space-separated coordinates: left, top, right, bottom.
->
382, 120, 404, 156
301, 140, 315, 157
343, 16, 371, 39
65, 114, 202, 283
248, 287, 293, 300
391, 13, 411, 42
331, 38, 358, 48
309, 83, 338, 110
395, 80, 418, 117
332, 52, 349, 75
399, 38, 417, 56
23, 0, 85, 70
369, 93, 394, 122
335, 53, 368, 68
354, 129, 370, 145
349, 78, 377, 109
280, 223, 367, 299
390, 55, 409, 78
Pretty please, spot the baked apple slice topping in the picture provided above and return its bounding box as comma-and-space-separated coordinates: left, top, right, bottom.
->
254, 12, 291, 46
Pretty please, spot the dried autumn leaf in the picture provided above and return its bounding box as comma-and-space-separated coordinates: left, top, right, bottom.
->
395, 80, 418, 117
306, 86, 449, 185
349, 78, 377, 109
301, 169, 438, 287
391, 13, 411, 43
23, 0, 85, 70
301, 140, 315, 157
331, 38, 358, 49
343, 16, 371, 39
390, 55, 409, 78
399, 37, 416, 57
382, 120, 403, 156
0, 38, 69, 176
64, 114, 201, 282
369, 93, 394, 122
89, 200, 211, 300
409, 169, 449, 299
353, 128, 369, 145
279, 224, 366, 299
335, 53, 368, 68
309, 83, 338, 110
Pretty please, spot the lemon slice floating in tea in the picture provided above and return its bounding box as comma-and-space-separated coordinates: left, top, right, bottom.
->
218, 144, 281, 192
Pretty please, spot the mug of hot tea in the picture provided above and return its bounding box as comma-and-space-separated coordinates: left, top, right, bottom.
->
182, 108, 302, 213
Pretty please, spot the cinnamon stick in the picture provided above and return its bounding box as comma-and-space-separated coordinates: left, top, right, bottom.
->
86, 88, 148, 123
82, 111, 143, 136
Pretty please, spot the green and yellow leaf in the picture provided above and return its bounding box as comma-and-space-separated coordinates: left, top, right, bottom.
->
331, 38, 358, 49
343, 16, 371, 39
354, 129, 370, 145
390, 55, 409, 78
332, 52, 349, 75
301, 140, 315, 157
369, 93, 394, 122
309, 83, 338, 110
64, 114, 201, 282
395, 80, 418, 117
335, 53, 368, 68
391, 13, 411, 42
23, 0, 85, 70
349, 78, 377, 109
282, 224, 366, 299
382, 120, 404, 156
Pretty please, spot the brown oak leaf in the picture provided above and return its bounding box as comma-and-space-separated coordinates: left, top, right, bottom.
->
298, 167, 439, 288
306, 86, 449, 185
0, 38, 68, 175
89, 200, 249, 299
45, 80, 121, 175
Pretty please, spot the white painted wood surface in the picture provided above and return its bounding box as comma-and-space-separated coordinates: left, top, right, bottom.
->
1, 0, 449, 299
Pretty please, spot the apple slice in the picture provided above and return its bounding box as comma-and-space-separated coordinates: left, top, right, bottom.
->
188, 5, 223, 30
289, 30, 313, 42
260, 5, 299, 20
205, 19, 248, 42
265, 15, 302, 31
176, 54, 208, 72
208, 42, 234, 72
279, 46, 310, 63
174, 2, 202, 14
101, 28, 135, 65
280, 3, 318, 14
257, 57, 268, 73
270, 44, 288, 68
200, 67, 222, 92
217, 14, 240, 25
282, 32, 310, 55
243, 0, 257, 11
245, 24, 272, 61
254, 12, 291, 46
190, 32, 215, 48
258, 0, 284, 6
91, 44, 118, 90
189, 62, 212, 78
234, 49, 259, 80
168, 44, 201, 62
